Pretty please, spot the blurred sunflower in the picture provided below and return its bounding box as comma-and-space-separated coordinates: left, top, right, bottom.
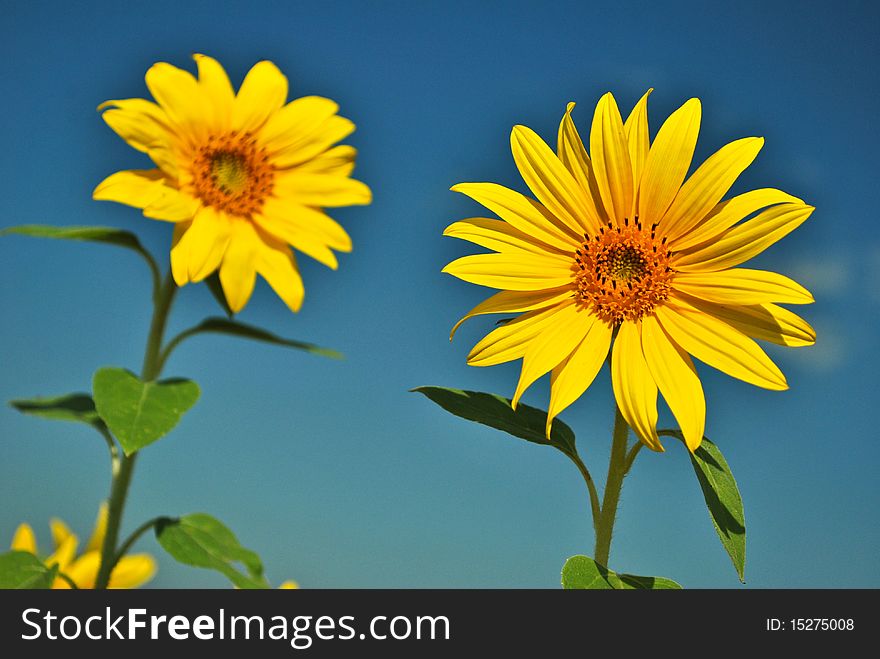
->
443, 90, 815, 451
9, 504, 156, 589
94, 54, 371, 312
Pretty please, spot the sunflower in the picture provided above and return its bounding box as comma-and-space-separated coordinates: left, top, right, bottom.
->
443, 90, 815, 451
9, 504, 156, 588
93, 54, 371, 313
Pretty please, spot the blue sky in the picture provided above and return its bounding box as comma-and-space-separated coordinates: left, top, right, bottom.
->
1, 0, 878, 588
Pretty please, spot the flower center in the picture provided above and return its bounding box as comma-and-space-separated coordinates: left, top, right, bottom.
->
574, 218, 674, 324
191, 132, 274, 215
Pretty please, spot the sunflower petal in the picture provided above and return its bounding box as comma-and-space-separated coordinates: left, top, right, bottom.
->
511, 125, 593, 236
638, 98, 701, 226
142, 185, 200, 222
93, 169, 168, 210
109, 554, 158, 589
270, 116, 355, 169
259, 96, 340, 151
467, 303, 570, 367
254, 232, 305, 313
670, 188, 803, 251
547, 316, 612, 436
656, 300, 788, 390
623, 88, 652, 210
661, 137, 764, 242
444, 218, 569, 256
640, 315, 705, 452
611, 322, 662, 450
273, 172, 371, 207
673, 269, 814, 305
254, 206, 341, 269
257, 197, 352, 251
442, 253, 574, 291
232, 60, 288, 133
673, 203, 814, 272
169, 206, 232, 284
50, 518, 74, 550
673, 295, 815, 347
451, 182, 577, 251
193, 53, 234, 130
294, 145, 357, 177
10, 524, 37, 554
556, 102, 606, 230
450, 288, 574, 339
590, 93, 634, 225
512, 304, 592, 409
219, 219, 261, 313
99, 99, 172, 154
46, 534, 78, 572
144, 62, 206, 133
85, 503, 108, 554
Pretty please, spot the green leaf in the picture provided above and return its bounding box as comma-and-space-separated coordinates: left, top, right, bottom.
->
412, 386, 578, 459
660, 430, 746, 582
561, 555, 682, 589
10, 393, 109, 435
0, 551, 59, 589
205, 272, 234, 318
155, 514, 268, 589
176, 317, 343, 360
0, 225, 159, 285
92, 367, 200, 455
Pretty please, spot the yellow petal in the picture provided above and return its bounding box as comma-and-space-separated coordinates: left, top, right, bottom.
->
93, 169, 167, 210
294, 145, 357, 177
638, 98, 701, 226
10, 523, 37, 554
656, 300, 787, 390
611, 321, 662, 451
254, 204, 343, 269
145, 143, 181, 179
661, 137, 764, 242
273, 172, 372, 207
467, 303, 569, 367
640, 315, 705, 452
259, 96, 340, 152
254, 231, 305, 313
512, 303, 593, 409
232, 60, 288, 133
99, 98, 172, 154
50, 518, 74, 550
451, 182, 577, 251
109, 554, 157, 589
623, 88, 652, 212
270, 116, 355, 169
673, 269, 814, 305
279, 580, 300, 589
442, 252, 574, 291
444, 218, 570, 257
670, 188, 803, 251
673, 203, 814, 272
680, 297, 815, 347
589, 93, 634, 225
144, 62, 206, 134
510, 125, 592, 237
142, 184, 200, 223
259, 197, 352, 251
170, 206, 232, 284
61, 552, 98, 589
46, 534, 78, 572
450, 287, 574, 339
85, 502, 108, 554
556, 102, 606, 230
219, 218, 261, 313
547, 316, 612, 436
193, 53, 234, 130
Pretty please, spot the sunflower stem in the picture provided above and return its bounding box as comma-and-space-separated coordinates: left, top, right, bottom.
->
95, 270, 177, 589
594, 404, 630, 568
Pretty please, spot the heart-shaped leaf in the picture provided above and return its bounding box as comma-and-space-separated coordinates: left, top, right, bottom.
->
92, 367, 200, 455
561, 555, 682, 589
412, 386, 578, 459
10, 393, 109, 437
0, 551, 59, 589
155, 514, 268, 589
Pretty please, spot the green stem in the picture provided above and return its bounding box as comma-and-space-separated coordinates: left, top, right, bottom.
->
569, 454, 601, 535
56, 571, 79, 589
594, 404, 630, 568
94, 269, 177, 589
623, 442, 643, 476
114, 516, 167, 565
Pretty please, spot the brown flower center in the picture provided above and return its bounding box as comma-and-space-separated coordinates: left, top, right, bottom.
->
574, 218, 674, 324
191, 132, 274, 215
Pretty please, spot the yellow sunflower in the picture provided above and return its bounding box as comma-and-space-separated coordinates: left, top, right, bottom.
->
9, 504, 156, 589
443, 90, 815, 451
93, 54, 371, 313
